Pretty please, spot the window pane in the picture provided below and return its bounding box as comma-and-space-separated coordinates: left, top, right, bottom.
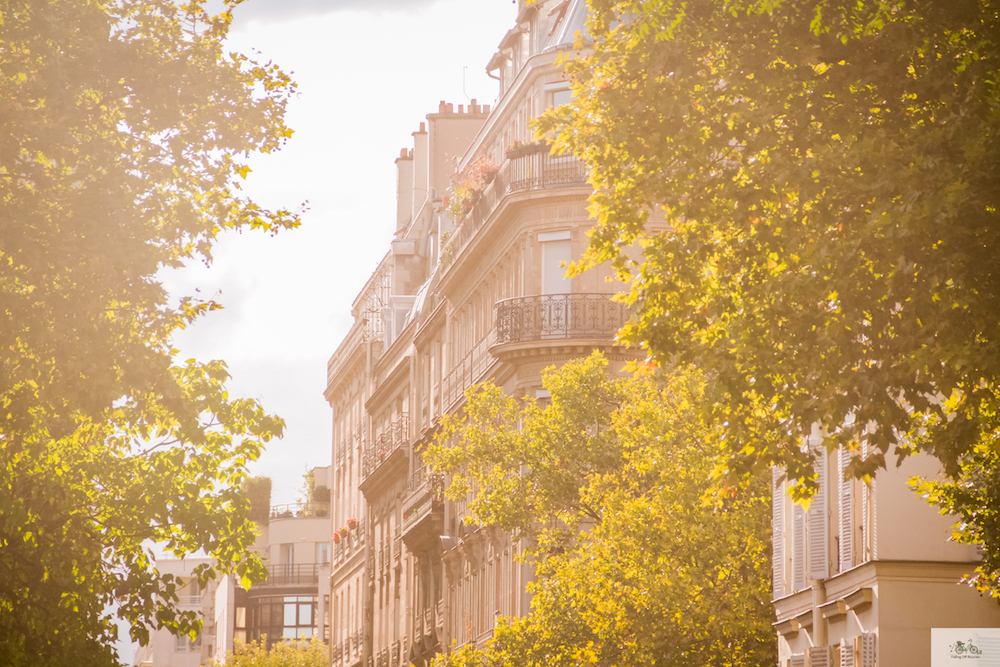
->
299, 603, 312, 626
284, 602, 296, 626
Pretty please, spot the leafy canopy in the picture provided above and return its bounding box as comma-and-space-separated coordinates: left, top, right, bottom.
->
0, 0, 298, 663
221, 637, 329, 667
427, 354, 775, 667
536, 0, 1000, 594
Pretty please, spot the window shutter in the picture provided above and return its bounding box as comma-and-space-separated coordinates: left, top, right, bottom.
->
792, 502, 806, 591
773, 466, 784, 599
808, 451, 829, 580
809, 646, 831, 667
840, 639, 855, 667
790, 654, 806, 667
861, 441, 874, 562
838, 447, 853, 572
857, 633, 876, 667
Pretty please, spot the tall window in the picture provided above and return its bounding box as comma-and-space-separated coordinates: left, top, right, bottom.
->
539, 231, 572, 295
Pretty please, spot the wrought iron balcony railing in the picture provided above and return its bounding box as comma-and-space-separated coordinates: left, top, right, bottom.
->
494, 293, 628, 345
256, 563, 321, 587
442, 152, 588, 269
361, 413, 409, 481
269, 502, 330, 520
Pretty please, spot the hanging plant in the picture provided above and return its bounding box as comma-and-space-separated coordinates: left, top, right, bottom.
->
339, 526, 349, 537
347, 517, 358, 530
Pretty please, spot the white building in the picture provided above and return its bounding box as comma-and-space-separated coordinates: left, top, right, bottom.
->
134, 466, 332, 667
772, 445, 1000, 666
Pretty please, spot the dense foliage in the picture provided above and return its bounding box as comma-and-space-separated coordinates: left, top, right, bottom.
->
537, 0, 1000, 595
222, 637, 329, 667
0, 0, 298, 663
427, 354, 774, 667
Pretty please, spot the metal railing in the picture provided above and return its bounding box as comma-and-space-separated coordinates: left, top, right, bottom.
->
361, 414, 409, 481
257, 563, 321, 587
494, 293, 628, 345
402, 465, 445, 530
442, 152, 588, 268
442, 332, 496, 411
269, 502, 330, 520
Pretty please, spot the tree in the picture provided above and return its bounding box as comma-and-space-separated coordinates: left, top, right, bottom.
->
0, 0, 298, 663
536, 0, 1000, 594
426, 354, 774, 667
221, 637, 329, 667
244, 476, 274, 525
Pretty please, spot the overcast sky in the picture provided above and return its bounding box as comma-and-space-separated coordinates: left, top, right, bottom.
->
163, 0, 518, 510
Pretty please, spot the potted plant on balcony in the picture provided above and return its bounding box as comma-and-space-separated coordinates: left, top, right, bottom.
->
446, 180, 475, 220
469, 156, 499, 186
505, 140, 524, 160
339, 526, 349, 538
347, 517, 358, 530
333, 532, 341, 544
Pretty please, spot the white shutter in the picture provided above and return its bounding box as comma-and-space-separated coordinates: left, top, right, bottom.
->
858, 633, 876, 667
809, 646, 831, 667
840, 639, 855, 667
792, 502, 806, 591
790, 654, 806, 667
773, 466, 785, 599
808, 450, 829, 580
838, 447, 853, 572
869, 476, 877, 559
861, 441, 872, 562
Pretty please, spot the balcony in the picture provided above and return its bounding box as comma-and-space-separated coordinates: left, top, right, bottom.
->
359, 415, 409, 500
255, 563, 322, 587
269, 502, 330, 520
361, 414, 409, 483
443, 152, 589, 268
494, 293, 628, 345
400, 466, 444, 553
442, 332, 497, 412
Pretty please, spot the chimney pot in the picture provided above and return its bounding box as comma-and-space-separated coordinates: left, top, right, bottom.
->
458, 104, 464, 113
419, 122, 425, 132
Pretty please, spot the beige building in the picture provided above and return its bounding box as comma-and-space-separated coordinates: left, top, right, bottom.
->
134, 466, 332, 667
323, 2, 636, 667
772, 442, 1000, 666
133, 558, 219, 667
329, 2, 1000, 667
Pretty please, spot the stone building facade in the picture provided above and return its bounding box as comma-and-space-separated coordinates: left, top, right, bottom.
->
772, 441, 1000, 666
323, 2, 637, 666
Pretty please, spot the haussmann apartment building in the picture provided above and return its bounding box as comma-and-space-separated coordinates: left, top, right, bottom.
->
324, 2, 1000, 667
323, 2, 637, 667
